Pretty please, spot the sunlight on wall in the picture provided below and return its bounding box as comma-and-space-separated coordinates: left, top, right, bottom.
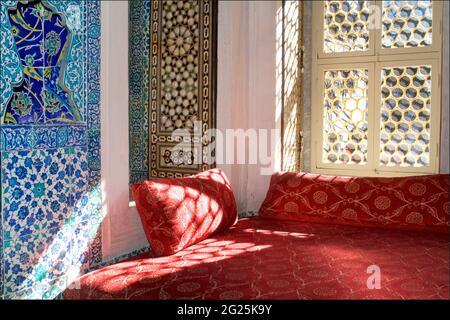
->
24, 187, 104, 299
277, 0, 303, 172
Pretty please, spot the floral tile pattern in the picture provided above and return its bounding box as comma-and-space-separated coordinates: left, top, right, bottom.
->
0, 125, 87, 151
2, 0, 87, 124
3, 235, 51, 294
0, 0, 101, 299
0, 146, 103, 298
0, 228, 4, 297
1, 148, 73, 241
128, 0, 151, 189
3, 219, 101, 298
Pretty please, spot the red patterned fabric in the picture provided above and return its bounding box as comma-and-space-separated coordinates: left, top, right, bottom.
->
64, 217, 449, 300
132, 168, 237, 256
259, 172, 450, 233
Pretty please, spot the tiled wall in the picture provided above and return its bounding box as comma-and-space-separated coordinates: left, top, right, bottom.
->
129, 0, 150, 188
0, 0, 101, 299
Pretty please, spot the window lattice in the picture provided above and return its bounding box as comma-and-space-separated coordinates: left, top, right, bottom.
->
323, 0, 370, 53
380, 65, 432, 167
313, 0, 441, 175
323, 69, 369, 165
382, 0, 433, 49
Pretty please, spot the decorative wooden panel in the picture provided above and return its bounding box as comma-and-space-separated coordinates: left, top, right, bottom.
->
149, 0, 217, 178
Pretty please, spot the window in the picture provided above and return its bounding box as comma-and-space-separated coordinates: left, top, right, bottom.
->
311, 0, 443, 176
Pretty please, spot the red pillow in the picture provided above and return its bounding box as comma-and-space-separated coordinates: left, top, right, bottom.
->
259, 172, 449, 233
132, 168, 237, 256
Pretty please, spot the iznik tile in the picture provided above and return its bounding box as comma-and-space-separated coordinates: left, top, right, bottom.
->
0, 126, 37, 151
55, 125, 87, 148
1, 0, 102, 299
1, 146, 99, 240
2, 221, 96, 298
8, 1, 45, 69
87, 130, 100, 171
88, 228, 103, 268
1, 149, 72, 241
1, 0, 25, 122
2, 0, 88, 125
43, 66, 78, 123
42, 7, 69, 68
0, 225, 4, 297
0, 125, 87, 151
3, 235, 51, 294
5, 75, 46, 124
128, 0, 151, 188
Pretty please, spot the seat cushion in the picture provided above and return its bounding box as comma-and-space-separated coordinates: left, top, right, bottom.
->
259, 172, 449, 233
132, 168, 237, 256
64, 217, 449, 300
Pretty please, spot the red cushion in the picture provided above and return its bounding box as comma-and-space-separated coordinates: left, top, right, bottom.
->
259, 172, 449, 233
132, 168, 237, 256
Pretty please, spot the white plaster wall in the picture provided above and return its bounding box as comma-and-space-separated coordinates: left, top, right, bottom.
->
100, 1, 147, 260
217, 0, 281, 213
244, 0, 281, 211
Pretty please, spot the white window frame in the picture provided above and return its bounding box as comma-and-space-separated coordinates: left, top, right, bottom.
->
311, 0, 443, 177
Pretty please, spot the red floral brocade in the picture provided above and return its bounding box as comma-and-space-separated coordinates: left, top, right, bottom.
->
132, 168, 237, 256
259, 172, 449, 233
64, 218, 449, 300
63, 172, 449, 300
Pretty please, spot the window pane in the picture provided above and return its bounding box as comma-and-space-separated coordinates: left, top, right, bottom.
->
382, 1, 433, 49
323, 1, 370, 53
380, 65, 432, 167
323, 69, 369, 165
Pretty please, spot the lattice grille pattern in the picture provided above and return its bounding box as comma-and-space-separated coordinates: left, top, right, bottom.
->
282, 0, 303, 172
323, 69, 369, 165
382, 0, 433, 49
160, 0, 199, 132
380, 65, 432, 167
323, 0, 370, 53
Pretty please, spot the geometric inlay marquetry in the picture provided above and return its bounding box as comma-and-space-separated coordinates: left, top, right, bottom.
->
149, 0, 216, 178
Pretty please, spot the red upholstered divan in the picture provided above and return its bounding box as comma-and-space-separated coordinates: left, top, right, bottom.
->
64, 173, 449, 300
259, 172, 449, 234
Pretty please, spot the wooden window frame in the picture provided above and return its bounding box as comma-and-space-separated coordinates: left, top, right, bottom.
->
311, 0, 443, 177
